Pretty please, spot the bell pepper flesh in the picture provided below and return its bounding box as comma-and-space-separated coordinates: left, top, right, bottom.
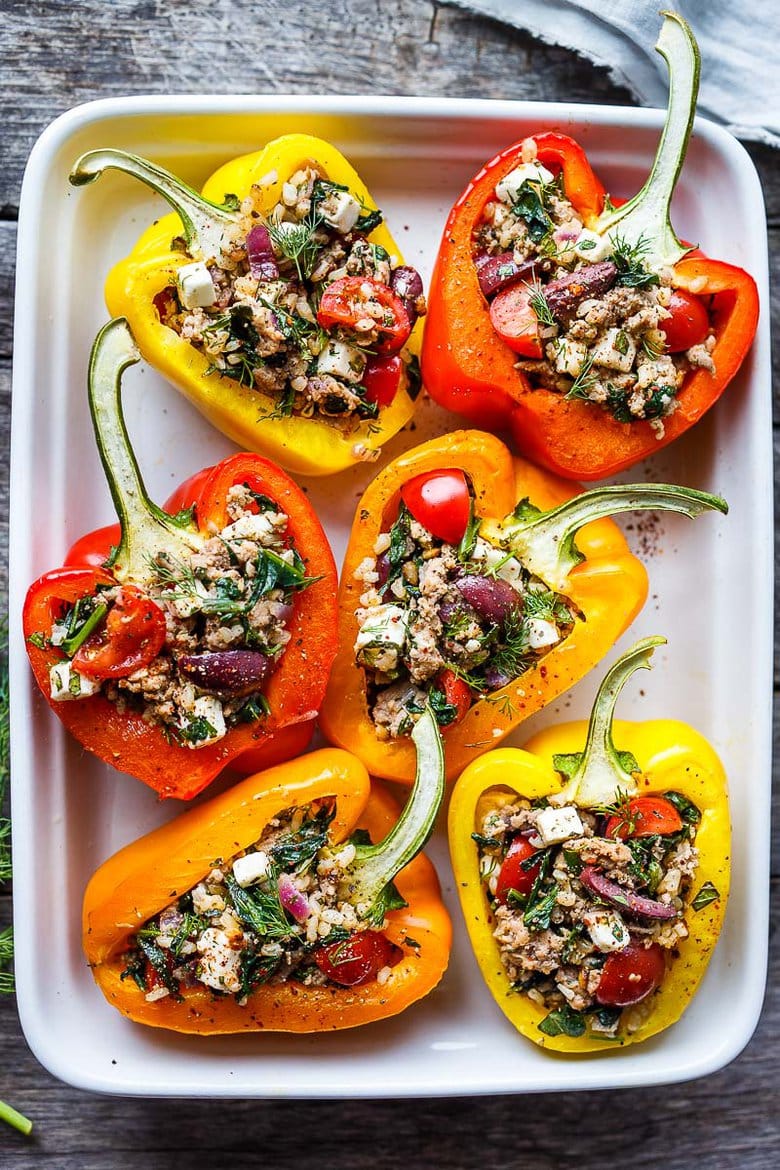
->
83, 744, 452, 1034
421, 18, 759, 480
76, 135, 421, 477
448, 640, 730, 1052
320, 430, 722, 785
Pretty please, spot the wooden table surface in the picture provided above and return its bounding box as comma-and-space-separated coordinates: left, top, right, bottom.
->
1, 3, 777, 1166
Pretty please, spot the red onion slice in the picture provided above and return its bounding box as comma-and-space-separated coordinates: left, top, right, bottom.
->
278, 873, 310, 923
474, 253, 537, 299
246, 224, 280, 280
455, 574, 521, 625
579, 866, 678, 920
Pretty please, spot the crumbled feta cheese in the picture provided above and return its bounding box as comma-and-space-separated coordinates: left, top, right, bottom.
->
591, 327, 637, 373
221, 512, 277, 543
232, 850, 270, 888
49, 661, 101, 701
472, 537, 525, 587
552, 339, 589, 379
319, 190, 362, 233
355, 605, 408, 653
196, 927, 243, 993
317, 339, 367, 383
192, 882, 226, 914
495, 163, 555, 205
583, 908, 630, 953
527, 618, 560, 650
179, 695, 226, 748
536, 805, 584, 846
176, 261, 217, 309
574, 229, 613, 262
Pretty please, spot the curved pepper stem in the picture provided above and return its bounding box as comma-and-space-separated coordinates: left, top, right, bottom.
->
554, 636, 666, 807
594, 12, 700, 268
490, 482, 727, 592
342, 707, 445, 924
0, 1098, 33, 1137
70, 149, 241, 260
88, 318, 204, 584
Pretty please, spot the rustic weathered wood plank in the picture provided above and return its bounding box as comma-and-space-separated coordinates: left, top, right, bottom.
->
0, 1, 778, 1165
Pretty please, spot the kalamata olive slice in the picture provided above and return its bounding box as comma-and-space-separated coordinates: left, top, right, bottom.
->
579, 866, 678, 920
455, 574, 521, 624
474, 252, 537, 299
484, 665, 512, 691
544, 261, 618, 319
390, 265, 424, 325
178, 650, 274, 697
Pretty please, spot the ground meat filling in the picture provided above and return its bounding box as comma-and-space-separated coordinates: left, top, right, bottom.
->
120, 803, 401, 1002
476, 791, 701, 1038
353, 498, 576, 738
46, 484, 311, 747
473, 146, 716, 435
157, 166, 425, 435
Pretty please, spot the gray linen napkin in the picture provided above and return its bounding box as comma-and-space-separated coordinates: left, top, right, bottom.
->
449, 0, 780, 146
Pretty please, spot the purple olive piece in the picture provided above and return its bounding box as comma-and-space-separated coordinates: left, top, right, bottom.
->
483, 665, 512, 691
390, 265, 424, 325
455, 574, 521, 625
474, 252, 537, 299
544, 261, 618, 319
579, 867, 678, 920
246, 224, 280, 281
178, 650, 274, 698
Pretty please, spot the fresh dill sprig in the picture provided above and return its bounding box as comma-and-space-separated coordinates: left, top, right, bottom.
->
0, 928, 12, 994
525, 279, 556, 327
523, 589, 572, 626
641, 334, 666, 360
609, 231, 660, 289
565, 354, 598, 401
266, 211, 324, 282
484, 692, 518, 719
490, 606, 533, 680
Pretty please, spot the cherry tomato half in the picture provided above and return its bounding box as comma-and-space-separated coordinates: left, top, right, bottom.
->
494, 835, 541, 904
660, 289, 710, 353
604, 796, 683, 840
435, 668, 472, 726
595, 941, 666, 1007
400, 469, 471, 545
314, 931, 403, 987
362, 354, 402, 407
73, 586, 167, 679
489, 284, 543, 357
317, 277, 411, 353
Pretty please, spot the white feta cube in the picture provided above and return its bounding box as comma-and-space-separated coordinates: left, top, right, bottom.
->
317, 339, 366, 384
583, 908, 630, 953
527, 618, 560, 650
591, 328, 637, 373
536, 805, 584, 846
495, 163, 555, 205
176, 261, 217, 309
355, 604, 408, 653
552, 339, 589, 379
472, 537, 525, 587
180, 696, 226, 748
196, 928, 243, 994
49, 661, 101, 702
320, 190, 362, 233
574, 229, 613, 262
221, 512, 276, 544
232, 850, 270, 888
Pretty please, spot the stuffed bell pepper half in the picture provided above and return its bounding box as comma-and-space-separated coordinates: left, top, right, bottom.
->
422, 12, 759, 479
23, 319, 338, 799
83, 708, 451, 1033
70, 134, 425, 476
319, 430, 726, 783
449, 637, 729, 1051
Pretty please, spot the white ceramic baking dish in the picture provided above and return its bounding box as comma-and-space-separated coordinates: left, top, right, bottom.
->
8, 95, 772, 1097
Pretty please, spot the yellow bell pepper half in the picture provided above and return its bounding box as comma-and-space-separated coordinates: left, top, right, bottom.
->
449, 637, 730, 1053
70, 135, 421, 476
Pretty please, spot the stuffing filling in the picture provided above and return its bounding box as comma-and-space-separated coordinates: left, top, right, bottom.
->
476, 789, 705, 1039
353, 497, 576, 738
120, 802, 403, 1002
39, 485, 314, 747
156, 166, 424, 436
473, 145, 716, 436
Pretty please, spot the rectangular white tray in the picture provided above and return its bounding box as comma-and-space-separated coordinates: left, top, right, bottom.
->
9, 95, 772, 1097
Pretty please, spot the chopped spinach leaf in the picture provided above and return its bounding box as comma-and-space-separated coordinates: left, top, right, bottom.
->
538, 1004, 587, 1038
665, 790, 701, 825
225, 873, 295, 941
512, 180, 553, 243
269, 805, 335, 872
692, 881, 720, 912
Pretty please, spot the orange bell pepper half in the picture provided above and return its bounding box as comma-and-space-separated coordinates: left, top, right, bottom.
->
319, 430, 726, 785
83, 715, 451, 1034
422, 14, 759, 480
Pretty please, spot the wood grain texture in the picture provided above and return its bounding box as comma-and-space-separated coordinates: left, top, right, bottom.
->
0, 0, 778, 1164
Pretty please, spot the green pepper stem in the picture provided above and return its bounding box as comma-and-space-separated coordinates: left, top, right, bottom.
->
88, 318, 204, 584
343, 707, 445, 923
0, 1098, 33, 1136
496, 483, 727, 592
556, 636, 666, 807
69, 148, 240, 260
594, 12, 700, 268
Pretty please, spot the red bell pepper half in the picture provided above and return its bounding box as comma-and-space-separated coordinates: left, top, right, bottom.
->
23, 319, 337, 799
422, 13, 759, 480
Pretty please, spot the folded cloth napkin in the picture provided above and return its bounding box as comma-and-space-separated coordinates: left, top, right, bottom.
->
449, 0, 780, 147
